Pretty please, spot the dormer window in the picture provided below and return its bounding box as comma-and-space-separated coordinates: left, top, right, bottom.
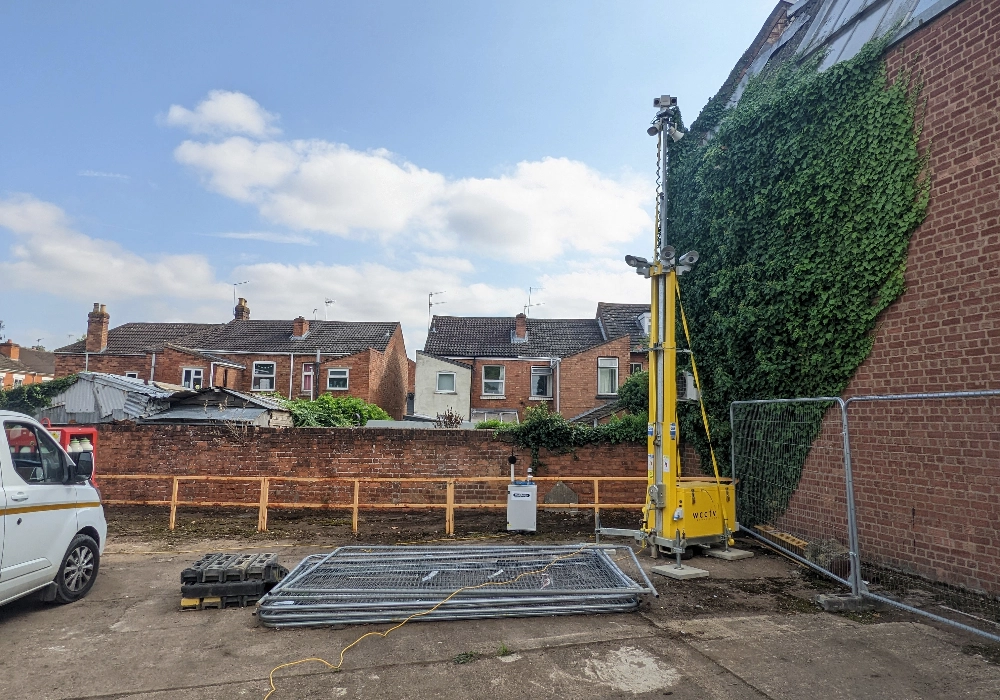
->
638, 312, 651, 336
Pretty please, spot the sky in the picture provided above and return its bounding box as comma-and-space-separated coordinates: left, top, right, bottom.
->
0, 1, 777, 356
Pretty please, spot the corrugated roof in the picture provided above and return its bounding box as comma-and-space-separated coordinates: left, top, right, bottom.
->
140, 405, 271, 423
423, 316, 608, 358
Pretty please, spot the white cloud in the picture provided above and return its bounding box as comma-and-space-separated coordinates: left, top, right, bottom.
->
212, 231, 314, 245
170, 91, 652, 262
78, 170, 129, 180
165, 90, 281, 137
0, 194, 228, 302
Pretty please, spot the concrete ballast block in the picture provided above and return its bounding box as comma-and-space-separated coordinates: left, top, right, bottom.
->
651, 564, 710, 580
704, 547, 754, 561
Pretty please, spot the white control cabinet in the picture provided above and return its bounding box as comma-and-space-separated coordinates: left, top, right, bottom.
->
507, 483, 537, 532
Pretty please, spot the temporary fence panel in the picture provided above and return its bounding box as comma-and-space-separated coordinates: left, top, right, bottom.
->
845, 391, 1000, 642
730, 398, 861, 592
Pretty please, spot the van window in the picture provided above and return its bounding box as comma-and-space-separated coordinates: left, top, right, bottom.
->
4, 422, 67, 484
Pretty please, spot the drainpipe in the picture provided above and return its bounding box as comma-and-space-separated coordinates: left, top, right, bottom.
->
314, 350, 320, 400
150, 352, 156, 382
289, 353, 294, 399
553, 357, 561, 414
84, 352, 89, 372
209, 362, 216, 388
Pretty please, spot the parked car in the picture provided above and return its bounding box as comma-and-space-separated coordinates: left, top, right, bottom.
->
1, 411, 107, 606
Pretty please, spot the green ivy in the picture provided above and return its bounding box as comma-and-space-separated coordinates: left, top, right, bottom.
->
496, 404, 646, 469
666, 40, 928, 521
282, 394, 391, 427
616, 370, 649, 415
0, 375, 79, 416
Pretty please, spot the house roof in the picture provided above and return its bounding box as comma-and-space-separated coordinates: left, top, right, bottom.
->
55, 320, 400, 356
424, 316, 608, 358
568, 402, 622, 424
55, 323, 221, 354
17, 348, 56, 375
0, 355, 33, 374
415, 351, 472, 369
596, 303, 650, 352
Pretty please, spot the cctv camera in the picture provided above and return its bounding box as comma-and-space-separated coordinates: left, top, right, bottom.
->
653, 95, 677, 109
678, 250, 699, 266
625, 254, 650, 268
660, 245, 676, 262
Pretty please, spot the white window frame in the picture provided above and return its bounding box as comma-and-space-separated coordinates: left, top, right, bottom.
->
638, 312, 651, 336
530, 365, 553, 398
481, 365, 505, 396
182, 367, 204, 390
327, 368, 349, 391
124, 372, 139, 379
251, 361, 276, 392
597, 357, 619, 396
301, 363, 314, 394
436, 371, 457, 394
629, 363, 642, 375
13, 377, 24, 387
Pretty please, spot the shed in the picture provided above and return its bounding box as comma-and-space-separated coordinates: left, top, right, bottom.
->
35, 372, 185, 424
139, 387, 293, 428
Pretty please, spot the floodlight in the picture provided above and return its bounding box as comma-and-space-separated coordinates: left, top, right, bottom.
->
660, 245, 676, 261
647, 125, 660, 136
678, 250, 699, 265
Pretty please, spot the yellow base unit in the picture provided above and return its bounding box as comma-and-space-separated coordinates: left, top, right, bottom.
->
670, 480, 737, 542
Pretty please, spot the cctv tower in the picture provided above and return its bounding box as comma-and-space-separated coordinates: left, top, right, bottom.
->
601, 96, 737, 568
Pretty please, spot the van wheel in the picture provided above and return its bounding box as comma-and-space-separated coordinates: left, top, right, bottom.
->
53, 535, 100, 604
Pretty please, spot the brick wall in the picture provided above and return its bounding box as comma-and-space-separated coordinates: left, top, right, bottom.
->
93, 423, 647, 512
468, 358, 556, 416
368, 327, 408, 419
767, 0, 1000, 595
559, 337, 631, 419
56, 353, 151, 379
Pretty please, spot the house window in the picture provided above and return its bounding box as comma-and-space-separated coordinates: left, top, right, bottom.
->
124, 372, 139, 379
301, 364, 314, 394
182, 368, 204, 390
252, 362, 276, 391
629, 363, 642, 375
530, 366, 552, 398
482, 365, 504, 395
597, 357, 619, 395
327, 368, 349, 390
13, 378, 24, 387
436, 372, 456, 393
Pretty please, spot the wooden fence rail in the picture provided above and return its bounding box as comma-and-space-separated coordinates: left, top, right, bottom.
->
99, 475, 647, 535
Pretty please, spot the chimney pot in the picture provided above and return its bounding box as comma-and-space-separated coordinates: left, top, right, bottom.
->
234, 297, 251, 321
86, 302, 110, 353
515, 312, 527, 340
0, 340, 19, 361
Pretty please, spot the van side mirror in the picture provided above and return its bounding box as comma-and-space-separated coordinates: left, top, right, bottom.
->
74, 451, 94, 481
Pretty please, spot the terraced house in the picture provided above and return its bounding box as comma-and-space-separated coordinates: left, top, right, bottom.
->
416, 303, 650, 423
53, 299, 409, 419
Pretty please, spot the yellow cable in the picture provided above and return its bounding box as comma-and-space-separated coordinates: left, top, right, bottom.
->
263, 543, 599, 699
676, 287, 730, 538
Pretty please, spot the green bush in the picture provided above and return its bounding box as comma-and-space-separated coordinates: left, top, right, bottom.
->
615, 370, 648, 415
282, 394, 391, 427
474, 419, 508, 430
0, 375, 79, 416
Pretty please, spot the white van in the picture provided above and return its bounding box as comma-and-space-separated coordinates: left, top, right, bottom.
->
1, 411, 107, 606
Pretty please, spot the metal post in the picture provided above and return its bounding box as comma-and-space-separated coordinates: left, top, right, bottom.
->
837, 398, 862, 597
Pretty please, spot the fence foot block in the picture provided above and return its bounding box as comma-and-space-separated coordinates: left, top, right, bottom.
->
705, 547, 754, 561
652, 564, 709, 580
816, 594, 873, 613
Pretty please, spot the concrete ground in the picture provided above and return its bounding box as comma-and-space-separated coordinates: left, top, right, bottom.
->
2, 537, 998, 700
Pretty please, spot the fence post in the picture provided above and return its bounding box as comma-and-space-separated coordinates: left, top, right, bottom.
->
446, 479, 455, 535
168, 477, 179, 530
593, 479, 600, 516
257, 477, 270, 532
838, 398, 863, 597
352, 480, 360, 534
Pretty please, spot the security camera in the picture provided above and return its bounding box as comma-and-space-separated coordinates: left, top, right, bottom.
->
660, 245, 676, 262
653, 95, 677, 109
678, 250, 699, 266
625, 254, 650, 268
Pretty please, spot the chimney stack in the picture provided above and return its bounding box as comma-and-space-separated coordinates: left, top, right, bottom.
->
0, 340, 19, 361
514, 312, 527, 340
86, 303, 110, 353
292, 316, 309, 338
234, 297, 251, 321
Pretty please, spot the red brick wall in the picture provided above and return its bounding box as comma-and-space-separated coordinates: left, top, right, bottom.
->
56, 353, 151, 379
559, 337, 631, 419
468, 359, 556, 417
368, 327, 408, 419
92, 423, 647, 512
762, 0, 1000, 595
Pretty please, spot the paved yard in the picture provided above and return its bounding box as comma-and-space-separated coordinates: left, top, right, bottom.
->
1, 533, 998, 699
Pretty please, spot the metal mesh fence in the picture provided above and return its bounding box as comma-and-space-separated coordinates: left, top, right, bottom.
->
846, 393, 1000, 640
258, 545, 656, 627
731, 398, 858, 587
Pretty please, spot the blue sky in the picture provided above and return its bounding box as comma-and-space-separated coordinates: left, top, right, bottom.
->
0, 1, 777, 355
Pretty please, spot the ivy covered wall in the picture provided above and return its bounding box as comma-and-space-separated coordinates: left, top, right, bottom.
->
667, 39, 929, 469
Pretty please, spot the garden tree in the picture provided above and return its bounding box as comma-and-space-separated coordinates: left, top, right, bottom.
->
282, 395, 391, 427
615, 370, 648, 416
